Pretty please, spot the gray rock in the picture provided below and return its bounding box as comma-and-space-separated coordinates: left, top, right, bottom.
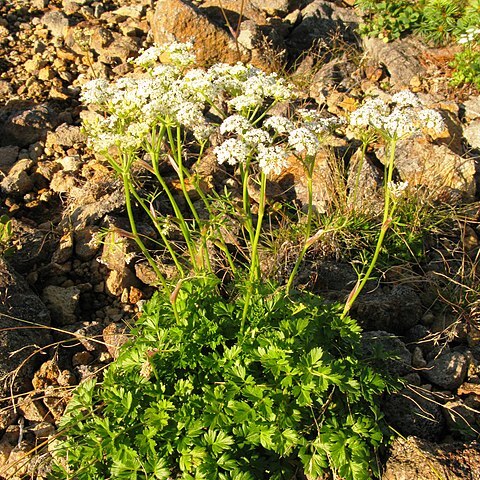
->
392, 137, 476, 202
288, 0, 360, 53
412, 346, 427, 369
1, 104, 57, 147
5, 219, 58, 274
463, 96, 480, 121
0, 146, 19, 173
383, 387, 445, 441
423, 351, 468, 390
74, 227, 101, 261
463, 119, 480, 150
383, 436, 480, 480
363, 36, 427, 87
361, 331, 412, 377
46, 124, 86, 148
41, 10, 69, 38
250, 0, 296, 15
0, 257, 52, 398
353, 285, 423, 335
0, 159, 34, 196
442, 398, 478, 439
42, 285, 80, 326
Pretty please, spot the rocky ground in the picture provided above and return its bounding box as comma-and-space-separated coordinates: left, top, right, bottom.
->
1, 0, 480, 478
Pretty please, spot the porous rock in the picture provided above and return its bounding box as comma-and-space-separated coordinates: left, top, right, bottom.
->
383, 387, 445, 441
152, 0, 249, 66
41, 285, 80, 326
0, 257, 52, 398
423, 351, 469, 390
463, 119, 480, 150
383, 436, 480, 480
353, 285, 422, 335
1, 104, 57, 148
360, 331, 412, 377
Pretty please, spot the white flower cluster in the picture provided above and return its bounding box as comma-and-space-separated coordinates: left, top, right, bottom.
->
458, 27, 480, 44
81, 42, 298, 155
348, 90, 446, 140
214, 107, 343, 175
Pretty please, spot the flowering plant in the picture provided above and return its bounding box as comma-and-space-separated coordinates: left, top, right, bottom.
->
53, 43, 453, 480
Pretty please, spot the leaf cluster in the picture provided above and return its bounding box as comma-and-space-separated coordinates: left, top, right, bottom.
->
51, 277, 393, 480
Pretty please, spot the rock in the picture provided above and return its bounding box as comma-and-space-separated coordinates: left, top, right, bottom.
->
250, 0, 294, 16
412, 346, 427, 369
275, 149, 337, 213
346, 149, 383, 213
353, 285, 422, 335
443, 398, 478, 438
0, 159, 34, 196
463, 96, 480, 121
41, 285, 80, 326
0, 257, 52, 399
41, 10, 69, 38
1, 104, 57, 148
17, 395, 52, 423
51, 231, 74, 264
74, 227, 100, 261
363, 36, 427, 87
383, 436, 480, 480
151, 0, 260, 67
288, 0, 360, 53
392, 136, 476, 202
96, 32, 139, 65
103, 322, 129, 360
463, 119, 480, 150
46, 123, 86, 148
6, 219, 57, 274
383, 387, 445, 441
361, 331, 412, 377
423, 351, 468, 390
0, 146, 19, 173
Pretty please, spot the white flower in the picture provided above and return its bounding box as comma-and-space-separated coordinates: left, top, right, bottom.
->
417, 109, 446, 133
458, 28, 480, 44
164, 41, 196, 67
288, 127, 320, 156
220, 115, 251, 135
391, 90, 423, 108
133, 46, 163, 67
257, 144, 288, 176
80, 78, 111, 105
242, 128, 271, 147
174, 102, 205, 129
214, 138, 249, 166
264, 115, 294, 134
377, 108, 418, 138
349, 98, 389, 128
387, 181, 409, 199
228, 94, 263, 112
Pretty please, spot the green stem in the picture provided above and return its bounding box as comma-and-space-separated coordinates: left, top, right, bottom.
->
121, 160, 168, 291
173, 126, 212, 273
241, 171, 267, 333
341, 138, 397, 318
148, 137, 197, 271
285, 159, 314, 294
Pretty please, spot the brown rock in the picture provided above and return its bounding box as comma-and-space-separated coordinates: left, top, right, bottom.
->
363, 36, 427, 87
18, 395, 52, 423
151, 0, 250, 67
275, 149, 338, 213
383, 436, 480, 480
391, 137, 476, 202
103, 322, 129, 360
